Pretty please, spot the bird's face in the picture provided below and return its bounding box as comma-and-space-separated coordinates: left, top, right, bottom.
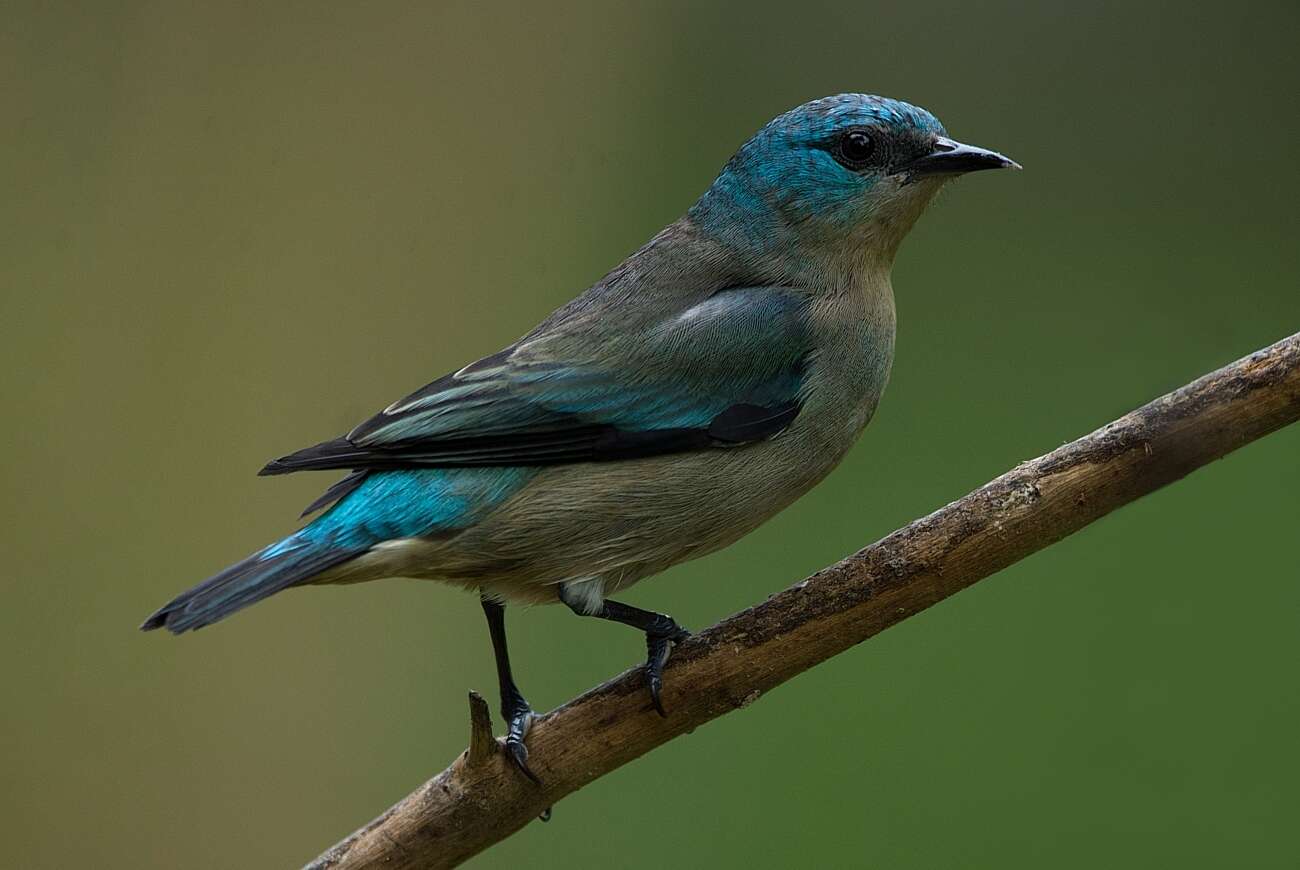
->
693, 94, 1018, 267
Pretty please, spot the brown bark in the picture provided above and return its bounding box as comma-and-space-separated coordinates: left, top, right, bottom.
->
307, 332, 1300, 870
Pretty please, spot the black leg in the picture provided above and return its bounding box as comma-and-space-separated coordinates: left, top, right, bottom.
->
480, 595, 539, 784
559, 591, 690, 717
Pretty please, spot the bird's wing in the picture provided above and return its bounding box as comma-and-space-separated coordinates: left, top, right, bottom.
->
261, 286, 811, 475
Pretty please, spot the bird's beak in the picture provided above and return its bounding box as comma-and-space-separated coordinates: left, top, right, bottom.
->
902, 137, 1021, 179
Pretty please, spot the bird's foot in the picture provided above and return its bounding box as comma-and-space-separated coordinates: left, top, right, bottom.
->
502, 697, 540, 784
644, 625, 690, 717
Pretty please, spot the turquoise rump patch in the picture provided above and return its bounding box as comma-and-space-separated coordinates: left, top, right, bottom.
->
279, 467, 536, 551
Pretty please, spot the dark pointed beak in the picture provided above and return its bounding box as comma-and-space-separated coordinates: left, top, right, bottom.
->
903, 137, 1021, 178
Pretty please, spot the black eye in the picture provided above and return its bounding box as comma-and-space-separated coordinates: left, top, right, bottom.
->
835, 130, 875, 169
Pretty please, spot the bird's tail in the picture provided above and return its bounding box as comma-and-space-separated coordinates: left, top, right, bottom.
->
140, 533, 363, 634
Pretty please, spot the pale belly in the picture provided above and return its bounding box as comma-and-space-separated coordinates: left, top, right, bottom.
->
393, 406, 867, 608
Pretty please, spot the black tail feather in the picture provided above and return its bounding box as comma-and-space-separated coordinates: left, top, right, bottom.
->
141, 541, 360, 634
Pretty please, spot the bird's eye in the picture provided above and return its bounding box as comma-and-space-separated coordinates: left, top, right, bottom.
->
835, 130, 875, 169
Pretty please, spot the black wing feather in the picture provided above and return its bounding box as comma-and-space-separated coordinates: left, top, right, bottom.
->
261, 401, 800, 476
262, 286, 814, 481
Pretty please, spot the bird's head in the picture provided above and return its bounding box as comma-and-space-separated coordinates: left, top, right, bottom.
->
690, 94, 1018, 276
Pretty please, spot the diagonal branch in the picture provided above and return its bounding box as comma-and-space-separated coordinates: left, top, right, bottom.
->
307, 332, 1300, 870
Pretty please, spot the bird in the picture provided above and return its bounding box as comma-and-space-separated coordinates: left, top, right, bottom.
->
142, 93, 1018, 782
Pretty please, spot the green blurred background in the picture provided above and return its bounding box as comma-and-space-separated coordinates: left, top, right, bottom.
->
4, 2, 1298, 867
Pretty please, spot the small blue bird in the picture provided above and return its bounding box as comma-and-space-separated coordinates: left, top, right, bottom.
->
143, 94, 1017, 780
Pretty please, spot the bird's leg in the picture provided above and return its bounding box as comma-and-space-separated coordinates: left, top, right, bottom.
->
559, 591, 690, 718
480, 595, 539, 784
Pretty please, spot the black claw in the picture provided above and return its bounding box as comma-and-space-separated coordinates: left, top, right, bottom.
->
645, 627, 689, 717
503, 706, 540, 784
506, 735, 540, 785
556, 590, 690, 720
645, 636, 670, 717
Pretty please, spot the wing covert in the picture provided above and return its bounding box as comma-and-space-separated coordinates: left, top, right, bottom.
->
261, 286, 815, 476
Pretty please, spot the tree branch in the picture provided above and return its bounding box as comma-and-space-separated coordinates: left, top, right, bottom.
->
307, 332, 1300, 870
